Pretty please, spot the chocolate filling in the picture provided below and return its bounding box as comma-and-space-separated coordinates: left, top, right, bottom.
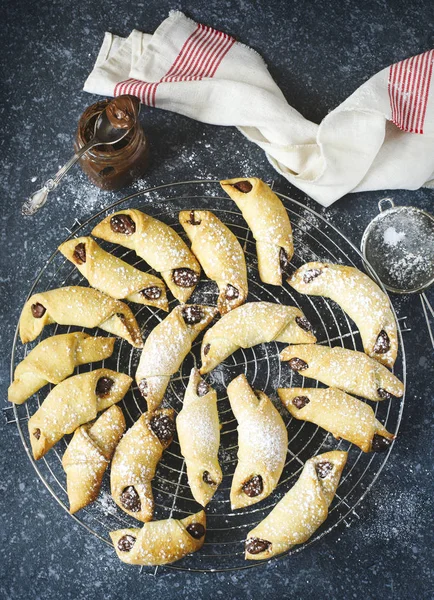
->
232, 180, 252, 193
138, 378, 148, 397
31, 303, 46, 318
172, 268, 199, 288
377, 387, 399, 401
33, 428, 41, 440
246, 537, 271, 555
371, 434, 392, 453
316, 461, 333, 479
373, 330, 390, 354
182, 305, 204, 325
296, 316, 314, 333
72, 242, 86, 264
203, 343, 211, 356
149, 414, 175, 442
242, 475, 263, 497
188, 210, 201, 225
186, 523, 206, 539
110, 214, 136, 235
279, 248, 291, 278
197, 380, 210, 397
292, 395, 310, 409
140, 286, 162, 300
303, 268, 322, 284
202, 470, 216, 485
225, 284, 239, 300
120, 486, 141, 512
95, 377, 114, 397
288, 357, 309, 372
117, 534, 136, 552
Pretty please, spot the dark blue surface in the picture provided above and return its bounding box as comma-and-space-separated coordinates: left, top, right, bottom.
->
1, 0, 433, 598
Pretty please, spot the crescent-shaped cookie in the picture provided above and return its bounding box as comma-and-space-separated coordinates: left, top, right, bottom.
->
200, 302, 316, 374
220, 177, 293, 285
8, 333, 115, 405
92, 209, 201, 303
288, 262, 398, 367
278, 387, 395, 452
280, 344, 404, 402
62, 405, 126, 513
58, 237, 168, 311
136, 305, 218, 411
179, 210, 248, 314
177, 368, 222, 506
19, 286, 143, 348
245, 451, 347, 560
228, 374, 288, 510
28, 368, 132, 460
110, 510, 206, 566
110, 409, 175, 522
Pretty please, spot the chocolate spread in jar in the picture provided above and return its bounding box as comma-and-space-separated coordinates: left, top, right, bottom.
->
74, 95, 149, 191
106, 96, 139, 130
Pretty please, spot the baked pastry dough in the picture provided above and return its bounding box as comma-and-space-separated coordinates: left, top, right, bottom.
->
280, 344, 404, 402
176, 368, 222, 506
92, 209, 201, 303
58, 237, 168, 311
19, 286, 143, 348
179, 210, 248, 314
200, 302, 316, 374
110, 510, 206, 566
111, 409, 175, 522
245, 451, 347, 560
278, 387, 395, 452
288, 262, 398, 367
220, 177, 293, 285
136, 304, 218, 411
28, 368, 132, 460
62, 405, 126, 513
8, 333, 115, 405
228, 374, 288, 510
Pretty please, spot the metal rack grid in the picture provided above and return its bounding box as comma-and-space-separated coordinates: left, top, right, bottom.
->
8, 180, 407, 573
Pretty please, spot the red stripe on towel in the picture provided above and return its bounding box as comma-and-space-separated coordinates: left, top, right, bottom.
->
114, 22, 235, 107
388, 50, 434, 134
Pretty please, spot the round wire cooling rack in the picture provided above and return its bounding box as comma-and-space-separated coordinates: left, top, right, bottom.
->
10, 180, 406, 573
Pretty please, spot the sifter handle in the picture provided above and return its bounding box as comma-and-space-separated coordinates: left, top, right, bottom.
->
378, 198, 395, 213
420, 293, 434, 351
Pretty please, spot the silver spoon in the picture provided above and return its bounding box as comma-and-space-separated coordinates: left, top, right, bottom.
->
22, 109, 133, 216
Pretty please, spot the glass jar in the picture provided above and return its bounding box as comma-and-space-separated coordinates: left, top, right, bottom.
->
74, 99, 149, 191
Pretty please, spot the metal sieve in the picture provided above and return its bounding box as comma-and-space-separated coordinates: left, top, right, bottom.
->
361, 198, 434, 347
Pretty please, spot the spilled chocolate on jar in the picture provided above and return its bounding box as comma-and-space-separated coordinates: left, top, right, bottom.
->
75, 96, 149, 191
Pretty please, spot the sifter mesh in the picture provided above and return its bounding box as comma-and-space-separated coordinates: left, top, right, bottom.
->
362, 202, 434, 293
9, 180, 406, 573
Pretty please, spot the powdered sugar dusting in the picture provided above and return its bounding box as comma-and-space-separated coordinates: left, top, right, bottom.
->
383, 226, 406, 247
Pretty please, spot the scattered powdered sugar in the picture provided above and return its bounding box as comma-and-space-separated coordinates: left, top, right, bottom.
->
362, 488, 423, 544
97, 490, 120, 516
383, 226, 406, 247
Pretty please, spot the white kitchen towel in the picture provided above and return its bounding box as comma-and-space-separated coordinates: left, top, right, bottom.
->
84, 10, 434, 207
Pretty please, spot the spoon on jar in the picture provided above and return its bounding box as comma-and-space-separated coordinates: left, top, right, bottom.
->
22, 104, 135, 216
